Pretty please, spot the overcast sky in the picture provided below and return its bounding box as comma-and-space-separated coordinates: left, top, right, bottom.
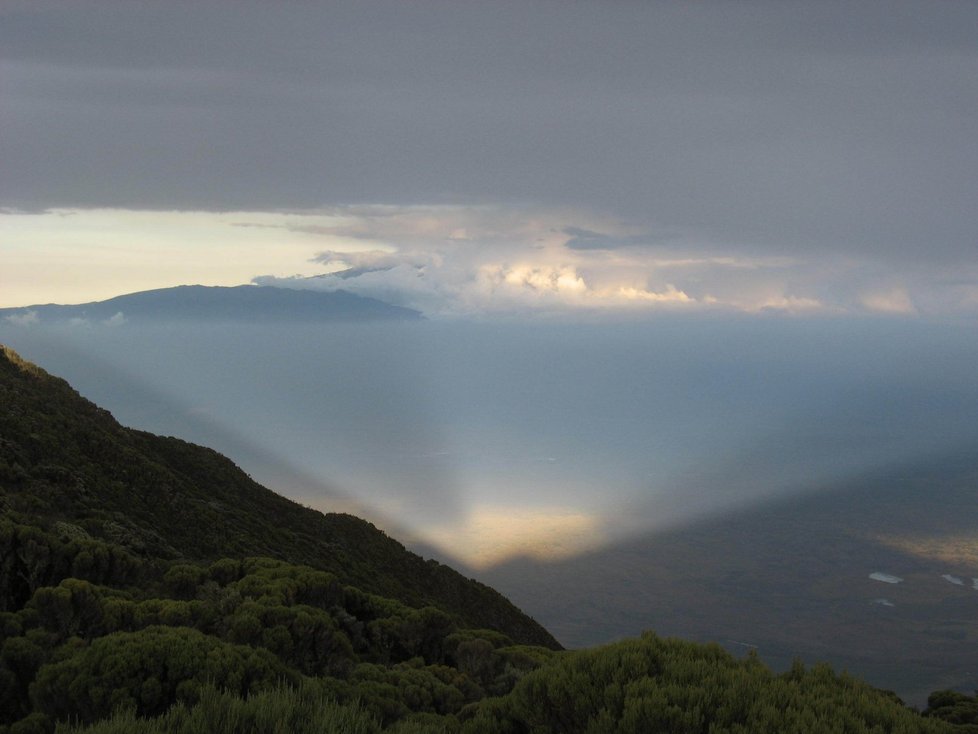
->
2, 1, 977, 317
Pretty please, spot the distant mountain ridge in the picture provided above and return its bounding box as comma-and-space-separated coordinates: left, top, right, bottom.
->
0, 284, 422, 323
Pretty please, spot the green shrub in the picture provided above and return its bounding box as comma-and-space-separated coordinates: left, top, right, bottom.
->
31, 626, 293, 724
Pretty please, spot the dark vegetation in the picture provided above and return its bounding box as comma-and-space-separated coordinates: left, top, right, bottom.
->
0, 344, 975, 732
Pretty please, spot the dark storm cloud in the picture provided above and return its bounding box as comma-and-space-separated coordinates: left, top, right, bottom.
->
2, 1, 977, 264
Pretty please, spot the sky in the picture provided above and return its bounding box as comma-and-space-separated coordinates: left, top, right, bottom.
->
2, 1, 977, 318
3, 2, 978, 568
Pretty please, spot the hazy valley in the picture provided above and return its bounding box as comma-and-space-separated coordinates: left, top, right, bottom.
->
0, 338, 973, 732
4, 291, 978, 710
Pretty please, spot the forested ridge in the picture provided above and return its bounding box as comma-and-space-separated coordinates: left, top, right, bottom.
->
1, 344, 976, 733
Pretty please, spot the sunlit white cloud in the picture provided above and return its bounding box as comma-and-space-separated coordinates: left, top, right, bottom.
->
251, 204, 935, 318
245, 204, 823, 316
474, 263, 587, 307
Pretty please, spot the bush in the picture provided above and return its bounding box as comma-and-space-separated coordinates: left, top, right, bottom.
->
31, 626, 293, 724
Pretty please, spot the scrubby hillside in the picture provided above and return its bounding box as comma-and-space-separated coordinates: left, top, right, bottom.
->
0, 344, 556, 647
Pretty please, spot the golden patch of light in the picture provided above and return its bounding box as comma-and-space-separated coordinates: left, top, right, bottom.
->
871, 533, 978, 570
0, 208, 381, 307
477, 263, 696, 310
423, 505, 607, 570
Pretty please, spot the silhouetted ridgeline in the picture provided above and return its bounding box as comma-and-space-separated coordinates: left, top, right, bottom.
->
0, 344, 974, 732
0, 284, 422, 323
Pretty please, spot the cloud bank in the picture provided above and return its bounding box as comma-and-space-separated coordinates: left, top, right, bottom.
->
249, 205, 978, 320
3, 203, 975, 320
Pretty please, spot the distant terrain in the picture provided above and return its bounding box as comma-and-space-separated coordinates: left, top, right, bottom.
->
482, 452, 978, 705
0, 284, 423, 324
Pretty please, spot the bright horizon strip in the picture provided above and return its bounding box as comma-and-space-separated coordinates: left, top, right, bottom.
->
3, 204, 963, 318
0, 208, 383, 308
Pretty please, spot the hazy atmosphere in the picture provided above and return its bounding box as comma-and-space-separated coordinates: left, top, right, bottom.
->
3, 317, 978, 573
3, 2, 978, 699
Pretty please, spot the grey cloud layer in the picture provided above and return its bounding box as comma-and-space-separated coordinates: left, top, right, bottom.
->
2, 1, 977, 267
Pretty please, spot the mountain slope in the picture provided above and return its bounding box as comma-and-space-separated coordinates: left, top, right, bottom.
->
0, 344, 554, 647
0, 284, 422, 323
0, 345, 966, 733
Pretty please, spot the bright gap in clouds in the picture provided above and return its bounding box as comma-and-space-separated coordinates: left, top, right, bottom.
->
0, 208, 384, 307
4, 205, 978, 318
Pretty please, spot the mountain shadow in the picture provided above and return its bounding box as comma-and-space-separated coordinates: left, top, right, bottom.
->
481, 449, 978, 706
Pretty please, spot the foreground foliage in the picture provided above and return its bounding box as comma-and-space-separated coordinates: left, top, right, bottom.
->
54, 684, 382, 734
0, 345, 557, 650
463, 635, 954, 733
48, 635, 962, 733
0, 521, 552, 731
